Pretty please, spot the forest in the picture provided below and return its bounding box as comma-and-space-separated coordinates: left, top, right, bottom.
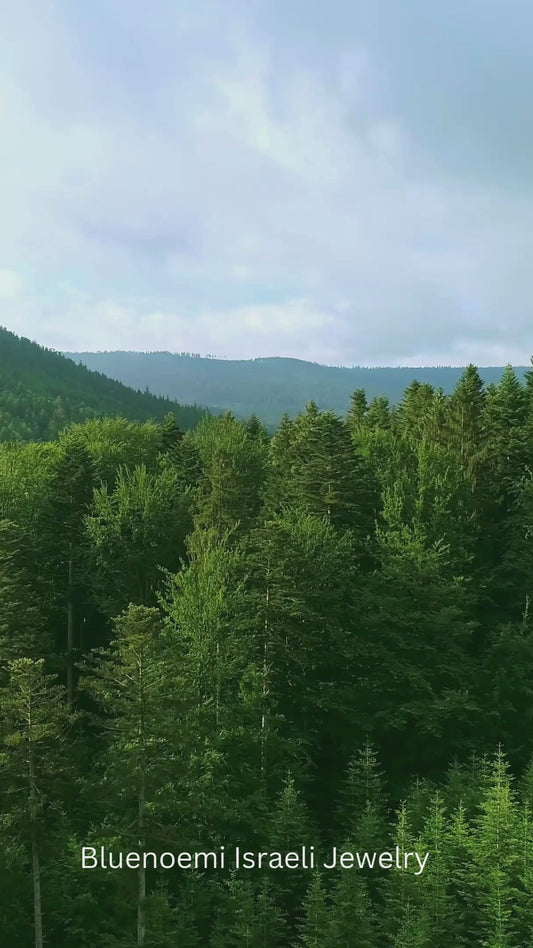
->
66, 348, 529, 423
2, 363, 533, 947
0, 327, 208, 440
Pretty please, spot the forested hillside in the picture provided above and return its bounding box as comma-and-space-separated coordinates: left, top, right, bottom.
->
0, 327, 208, 440
65, 348, 529, 423
2, 365, 533, 946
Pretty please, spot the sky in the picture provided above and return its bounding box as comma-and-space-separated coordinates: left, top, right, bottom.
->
1, 0, 533, 367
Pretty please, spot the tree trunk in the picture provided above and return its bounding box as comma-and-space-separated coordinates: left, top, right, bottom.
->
261, 567, 270, 787
215, 638, 220, 730
67, 543, 74, 706
31, 826, 43, 948
137, 778, 146, 947
29, 742, 43, 948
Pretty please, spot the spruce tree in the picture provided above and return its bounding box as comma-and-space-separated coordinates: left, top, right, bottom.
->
335, 742, 387, 845
244, 509, 359, 800
381, 803, 429, 947
162, 529, 263, 836
297, 872, 331, 947
41, 432, 95, 703
0, 519, 46, 661
396, 380, 435, 442
447, 364, 486, 472
267, 774, 317, 932
0, 658, 73, 948
346, 388, 368, 437
365, 395, 393, 431
80, 605, 178, 948
193, 413, 267, 537
328, 856, 378, 947
471, 749, 519, 948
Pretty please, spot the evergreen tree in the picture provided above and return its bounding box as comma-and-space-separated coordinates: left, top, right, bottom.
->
354, 523, 476, 782
471, 749, 519, 948
80, 606, 179, 948
41, 432, 96, 703
193, 414, 267, 537
267, 774, 317, 931
244, 509, 359, 800
328, 856, 377, 947
335, 741, 387, 843
447, 365, 486, 472
0, 519, 45, 661
287, 407, 377, 535
417, 792, 462, 946
365, 395, 393, 431
297, 872, 331, 947
159, 412, 183, 454
162, 530, 263, 836
515, 800, 533, 945
381, 803, 430, 947
346, 388, 368, 436
0, 658, 73, 948
396, 380, 435, 442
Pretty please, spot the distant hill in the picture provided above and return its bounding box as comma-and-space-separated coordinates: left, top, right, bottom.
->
64, 350, 530, 425
0, 328, 209, 441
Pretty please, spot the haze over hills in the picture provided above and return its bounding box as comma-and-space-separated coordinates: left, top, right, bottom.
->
0, 328, 209, 440
65, 350, 530, 425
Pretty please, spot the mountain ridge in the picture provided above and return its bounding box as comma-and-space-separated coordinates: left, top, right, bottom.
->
64, 349, 531, 424
0, 327, 209, 440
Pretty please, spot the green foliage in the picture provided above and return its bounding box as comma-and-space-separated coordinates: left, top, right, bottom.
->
297, 872, 331, 947
0, 326, 207, 441
2, 360, 533, 945
69, 349, 529, 425
192, 413, 267, 537
0, 519, 46, 660
86, 465, 191, 617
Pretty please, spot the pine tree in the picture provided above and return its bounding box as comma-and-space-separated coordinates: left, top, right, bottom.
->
417, 792, 462, 946
514, 800, 533, 946
346, 388, 368, 436
297, 872, 331, 947
162, 530, 263, 836
193, 414, 267, 537
79, 606, 178, 948
159, 412, 183, 454
0, 519, 46, 661
447, 365, 486, 472
265, 413, 296, 514
471, 749, 519, 948
396, 380, 435, 442
244, 413, 269, 445
335, 742, 386, 842
0, 658, 73, 948
328, 858, 377, 947
381, 803, 431, 947
41, 432, 96, 703
445, 802, 475, 946
365, 395, 393, 431
354, 524, 476, 782
244, 509, 359, 799
267, 774, 317, 932
287, 408, 377, 535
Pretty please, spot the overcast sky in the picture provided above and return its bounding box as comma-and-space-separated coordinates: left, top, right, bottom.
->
1, 0, 532, 366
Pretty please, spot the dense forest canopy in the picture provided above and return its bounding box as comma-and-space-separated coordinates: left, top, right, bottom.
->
0, 327, 209, 440
2, 361, 533, 945
65, 348, 529, 424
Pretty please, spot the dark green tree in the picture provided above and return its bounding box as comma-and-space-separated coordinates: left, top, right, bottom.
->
0, 658, 73, 948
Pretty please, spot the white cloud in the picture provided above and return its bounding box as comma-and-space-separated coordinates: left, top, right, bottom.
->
0, 0, 532, 365
0, 270, 22, 300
